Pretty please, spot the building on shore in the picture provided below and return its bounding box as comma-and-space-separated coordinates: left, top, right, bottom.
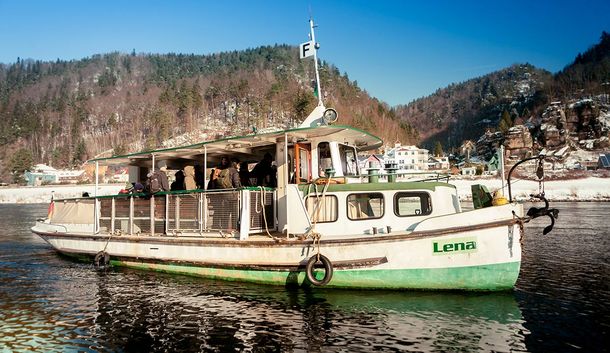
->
383, 143, 429, 172
460, 166, 477, 176
427, 156, 450, 171
357, 154, 385, 172
24, 164, 85, 186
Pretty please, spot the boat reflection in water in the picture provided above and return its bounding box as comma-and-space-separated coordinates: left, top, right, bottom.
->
87, 269, 527, 352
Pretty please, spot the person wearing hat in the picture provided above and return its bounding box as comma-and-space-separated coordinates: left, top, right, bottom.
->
157, 163, 170, 191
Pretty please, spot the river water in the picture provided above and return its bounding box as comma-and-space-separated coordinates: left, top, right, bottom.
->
0, 202, 608, 352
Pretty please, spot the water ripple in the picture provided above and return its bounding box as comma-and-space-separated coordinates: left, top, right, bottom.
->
0, 203, 608, 352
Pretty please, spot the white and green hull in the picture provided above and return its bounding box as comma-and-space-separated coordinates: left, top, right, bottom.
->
114, 259, 520, 291
32, 203, 523, 291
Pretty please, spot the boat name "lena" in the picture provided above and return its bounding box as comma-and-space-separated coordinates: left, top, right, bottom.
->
432, 237, 477, 255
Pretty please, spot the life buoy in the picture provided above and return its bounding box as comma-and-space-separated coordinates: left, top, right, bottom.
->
94, 251, 110, 269
306, 254, 333, 286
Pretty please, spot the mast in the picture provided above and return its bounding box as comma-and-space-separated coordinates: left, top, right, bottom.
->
309, 18, 323, 106
299, 17, 334, 127
499, 144, 506, 192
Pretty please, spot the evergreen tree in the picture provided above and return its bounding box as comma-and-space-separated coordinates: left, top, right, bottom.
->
498, 110, 513, 134
292, 90, 314, 124
73, 139, 87, 164
434, 141, 443, 157
9, 148, 33, 184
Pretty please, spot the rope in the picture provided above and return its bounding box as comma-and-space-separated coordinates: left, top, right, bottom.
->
101, 230, 117, 253
512, 211, 527, 249
303, 176, 332, 257
258, 187, 280, 242
484, 161, 544, 194
489, 176, 523, 196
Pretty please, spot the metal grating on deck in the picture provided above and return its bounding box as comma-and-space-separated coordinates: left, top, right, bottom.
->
249, 190, 275, 231
206, 191, 240, 231
168, 194, 200, 233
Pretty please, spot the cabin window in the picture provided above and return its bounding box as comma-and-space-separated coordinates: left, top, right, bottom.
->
305, 195, 338, 223
394, 192, 432, 217
339, 144, 358, 176
318, 142, 332, 176
347, 193, 384, 220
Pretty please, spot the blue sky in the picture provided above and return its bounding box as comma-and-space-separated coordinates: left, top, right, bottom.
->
0, 0, 608, 105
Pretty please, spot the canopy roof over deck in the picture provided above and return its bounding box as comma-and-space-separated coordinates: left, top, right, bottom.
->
88, 125, 383, 167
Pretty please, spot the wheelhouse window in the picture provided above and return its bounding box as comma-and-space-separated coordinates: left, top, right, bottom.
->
305, 195, 338, 223
298, 147, 310, 182
394, 192, 432, 217
318, 142, 332, 176
347, 193, 384, 220
339, 144, 358, 176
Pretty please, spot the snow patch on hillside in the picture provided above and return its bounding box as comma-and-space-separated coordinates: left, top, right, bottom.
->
0, 185, 123, 204
452, 177, 610, 201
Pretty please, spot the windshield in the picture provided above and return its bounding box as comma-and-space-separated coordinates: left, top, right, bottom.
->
339, 144, 358, 176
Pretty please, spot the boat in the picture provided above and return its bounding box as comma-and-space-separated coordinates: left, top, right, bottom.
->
31, 19, 558, 291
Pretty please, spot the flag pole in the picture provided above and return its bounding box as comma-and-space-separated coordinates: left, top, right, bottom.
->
309, 18, 323, 106
500, 145, 506, 192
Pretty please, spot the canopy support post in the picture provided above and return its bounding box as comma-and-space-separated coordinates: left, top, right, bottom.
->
203, 146, 208, 230
94, 161, 99, 234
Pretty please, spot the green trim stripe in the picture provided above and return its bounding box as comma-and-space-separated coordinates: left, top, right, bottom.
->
114, 260, 520, 291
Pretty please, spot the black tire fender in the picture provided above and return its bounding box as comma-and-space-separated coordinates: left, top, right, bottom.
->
94, 251, 110, 269
305, 254, 333, 286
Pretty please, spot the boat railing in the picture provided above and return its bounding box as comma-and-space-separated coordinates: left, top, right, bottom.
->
51, 188, 275, 237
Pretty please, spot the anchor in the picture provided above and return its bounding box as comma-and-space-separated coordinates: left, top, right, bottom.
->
526, 193, 559, 235
507, 154, 559, 235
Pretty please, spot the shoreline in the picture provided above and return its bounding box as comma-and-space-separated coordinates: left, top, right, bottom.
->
0, 177, 609, 204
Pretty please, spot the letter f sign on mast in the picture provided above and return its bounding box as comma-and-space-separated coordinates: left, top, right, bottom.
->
300, 40, 314, 59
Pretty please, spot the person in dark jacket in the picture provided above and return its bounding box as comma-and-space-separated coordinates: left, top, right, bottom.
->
146, 164, 170, 193
239, 161, 251, 187
251, 153, 274, 186
228, 158, 241, 188
171, 170, 185, 191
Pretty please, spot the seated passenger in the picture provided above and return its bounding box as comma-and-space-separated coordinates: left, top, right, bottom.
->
133, 182, 145, 193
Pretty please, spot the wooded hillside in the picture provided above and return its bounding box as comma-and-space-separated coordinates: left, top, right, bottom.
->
0, 45, 417, 182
